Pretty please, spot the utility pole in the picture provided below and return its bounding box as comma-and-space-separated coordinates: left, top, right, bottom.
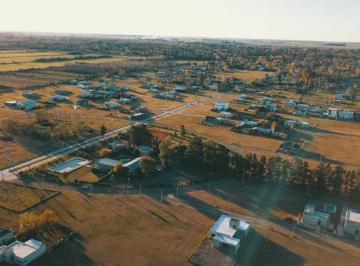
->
139, 184, 142, 195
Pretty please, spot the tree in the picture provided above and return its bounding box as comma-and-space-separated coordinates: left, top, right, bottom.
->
184, 136, 203, 166
179, 125, 186, 145
99, 148, 111, 158
331, 165, 345, 195
140, 156, 156, 178
159, 136, 174, 170
100, 125, 107, 136
313, 162, 332, 192
19, 209, 56, 233
113, 163, 123, 176
128, 124, 153, 146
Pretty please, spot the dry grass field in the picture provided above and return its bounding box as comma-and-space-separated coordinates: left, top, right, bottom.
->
221, 70, 272, 83
0, 70, 83, 90
1, 178, 359, 265
0, 51, 126, 72
0, 182, 59, 213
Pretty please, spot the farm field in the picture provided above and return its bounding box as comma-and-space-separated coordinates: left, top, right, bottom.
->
0, 50, 126, 72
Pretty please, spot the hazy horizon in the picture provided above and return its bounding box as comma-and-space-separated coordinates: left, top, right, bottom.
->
1, 0, 360, 43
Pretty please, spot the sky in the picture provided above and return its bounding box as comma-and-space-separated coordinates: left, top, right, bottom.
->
1, 0, 359, 42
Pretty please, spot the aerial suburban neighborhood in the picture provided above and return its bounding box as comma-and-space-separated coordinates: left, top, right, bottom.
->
0, 1, 359, 265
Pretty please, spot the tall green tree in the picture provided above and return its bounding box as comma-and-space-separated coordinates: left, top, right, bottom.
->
159, 136, 174, 170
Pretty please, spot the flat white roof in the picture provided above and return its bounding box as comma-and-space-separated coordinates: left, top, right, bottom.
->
347, 211, 360, 223
214, 234, 240, 246
210, 215, 250, 236
10, 240, 42, 260
96, 158, 120, 167
210, 215, 237, 237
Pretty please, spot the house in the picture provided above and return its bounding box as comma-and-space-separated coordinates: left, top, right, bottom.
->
295, 104, 310, 116
0, 229, 14, 246
208, 83, 219, 91
119, 97, 133, 105
123, 157, 141, 172
0, 239, 47, 266
107, 140, 129, 151
210, 214, 250, 254
218, 112, 233, 119
343, 211, 360, 240
338, 110, 354, 121
130, 113, 144, 120
138, 145, 154, 156
238, 121, 257, 128
174, 86, 187, 93
285, 99, 299, 109
95, 158, 121, 171
214, 102, 229, 112
104, 101, 121, 110
300, 202, 337, 231
22, 100, 37, 111
326, 108, 338, 119
50, 94, 69, 102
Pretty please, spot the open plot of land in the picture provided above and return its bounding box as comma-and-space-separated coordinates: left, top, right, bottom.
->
222, 70, 272, 83
0, 50, 126, 72
0, 188, 212, 266
0, 70, 82, 90
1, 177, 360, 265
0, 182, 59, 213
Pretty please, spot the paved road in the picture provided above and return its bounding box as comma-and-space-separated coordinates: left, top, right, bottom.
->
0, 97, 211, 181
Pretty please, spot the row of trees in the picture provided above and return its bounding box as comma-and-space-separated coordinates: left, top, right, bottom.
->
183, 136, 360, 199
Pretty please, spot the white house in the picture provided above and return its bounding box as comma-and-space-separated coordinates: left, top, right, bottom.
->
0, 229, 14, 246
338, 110, 354, 121
343, 211, 360, 239
326, 108, 338, 119
210, 214, 250, 254
214, 102, 229, 112
0, 239, 47, 266
301, 203, 331, 231
104, 101, 121, 110
50, 94, 69, 102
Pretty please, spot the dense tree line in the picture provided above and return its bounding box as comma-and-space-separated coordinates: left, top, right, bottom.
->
183, 136, 360, 200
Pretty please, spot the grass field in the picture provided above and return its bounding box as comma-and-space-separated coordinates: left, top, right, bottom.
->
0, 51, 126, 72
221, 70, 272, 83
0, 70, 83, 90
1, 177, 359, 265
0, 182, 59, 213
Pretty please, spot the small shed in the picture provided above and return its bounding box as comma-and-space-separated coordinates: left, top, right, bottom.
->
95, 158, 121, 171
138, 145, 154, 156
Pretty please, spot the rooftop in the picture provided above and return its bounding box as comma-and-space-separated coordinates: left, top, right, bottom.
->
50, 157, 90, 174
210, 214, 250, 237
96, 158, 120, 167
9, 239, 43, 259
346, 211, 360, 223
